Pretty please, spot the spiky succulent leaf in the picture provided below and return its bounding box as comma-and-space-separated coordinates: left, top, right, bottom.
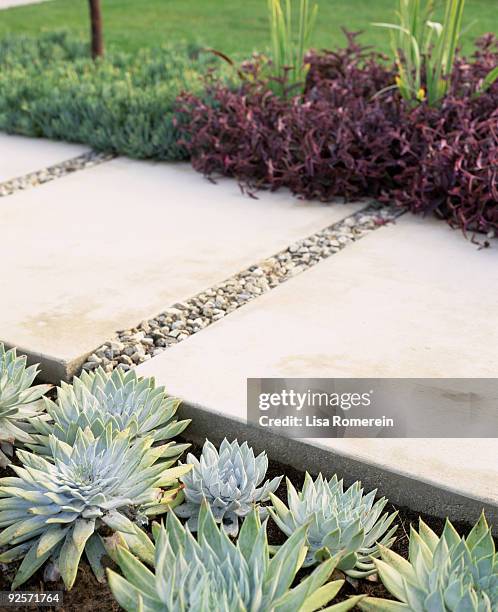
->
269, 473, 398, 577
108, 502, 362, 611
359, 512, 498, 612
28, 367, 190, 459
0, 426, 191, 589
174, 438, 282, 536
0, 344, 51, 467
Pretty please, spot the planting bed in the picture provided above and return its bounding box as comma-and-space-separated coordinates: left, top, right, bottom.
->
1, 30, 496, 238
178, 33, 498, 237
1, 440, 494, 611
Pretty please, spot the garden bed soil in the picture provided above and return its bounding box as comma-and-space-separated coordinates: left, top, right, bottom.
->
0, 438, 495, 611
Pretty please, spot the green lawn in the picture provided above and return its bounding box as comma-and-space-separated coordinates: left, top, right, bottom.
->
0, 0, 496, 56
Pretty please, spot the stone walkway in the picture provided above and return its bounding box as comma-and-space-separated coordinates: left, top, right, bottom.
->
2, 134, 497, 528
1, 141, 366, 380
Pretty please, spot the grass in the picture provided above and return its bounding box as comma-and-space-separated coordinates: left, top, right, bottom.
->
0, 0, 495, 56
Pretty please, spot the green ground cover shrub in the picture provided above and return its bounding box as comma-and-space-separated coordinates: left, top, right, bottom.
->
0, 32, 228, 160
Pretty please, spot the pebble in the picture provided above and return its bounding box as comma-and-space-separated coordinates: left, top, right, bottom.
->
164, 307, 183, 316
87, 353, 102, 364
82, 361, 99, 370
83, 204, 400, 374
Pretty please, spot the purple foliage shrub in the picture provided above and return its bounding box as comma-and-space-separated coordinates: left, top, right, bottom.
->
176, 33, 498, 235
391, 35, 498, 235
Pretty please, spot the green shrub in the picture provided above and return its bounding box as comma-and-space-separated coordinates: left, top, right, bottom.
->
0, 32, 229, 160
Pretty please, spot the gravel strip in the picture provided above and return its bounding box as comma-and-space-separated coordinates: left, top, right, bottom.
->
83, 202, 404, 374
0, 151, 114, 198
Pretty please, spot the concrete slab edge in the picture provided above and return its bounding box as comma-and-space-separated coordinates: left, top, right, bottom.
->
2, 340, 86, 383
177, 399, 498, 534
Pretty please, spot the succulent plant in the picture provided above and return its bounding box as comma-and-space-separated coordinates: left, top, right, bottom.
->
174, 438, 282, 536
0, 344, 51, 467
269, 473, 398, 577
28, 367, 190, 460
0, 426, 191, 590
108, 502, 364, 611
359, 513, 498, 612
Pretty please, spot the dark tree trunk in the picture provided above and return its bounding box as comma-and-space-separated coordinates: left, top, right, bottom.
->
88, 0, 104, 59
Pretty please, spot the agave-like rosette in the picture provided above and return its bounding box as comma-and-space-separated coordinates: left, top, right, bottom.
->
0, 425, 191, 589
359, 512, 498, 612
269, 472, 398, 577
28, 367, 190, 460
108, 502, 364, 611
0, 344, 50, 467
175, 438, 282, 536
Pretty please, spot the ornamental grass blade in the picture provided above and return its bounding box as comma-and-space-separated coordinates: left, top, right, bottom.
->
479, 66, 498, 93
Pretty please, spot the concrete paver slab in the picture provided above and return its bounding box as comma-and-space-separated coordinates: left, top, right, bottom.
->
0, 134, 89, 183
0, 157, 363, 380
137, 216, 498, 526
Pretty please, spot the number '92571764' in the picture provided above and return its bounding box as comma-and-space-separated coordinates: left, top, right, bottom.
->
0, 591, 63, 607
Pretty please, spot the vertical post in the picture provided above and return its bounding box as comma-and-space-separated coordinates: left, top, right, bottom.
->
88, 0, 104, 59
